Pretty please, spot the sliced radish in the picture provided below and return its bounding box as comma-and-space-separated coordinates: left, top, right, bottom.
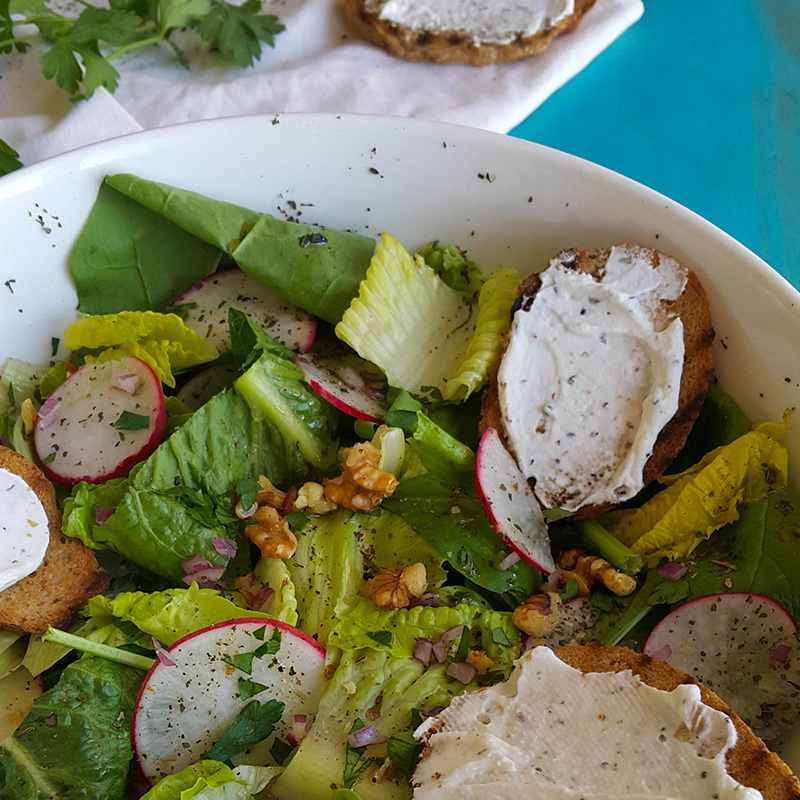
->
175, 269, 317, 353
475, 428, 555, 575
133, 618, 325, 785
175, 362, 240, 411
644, 593, 800, 739
294, 352, 387, 423
34, 357, 166, 486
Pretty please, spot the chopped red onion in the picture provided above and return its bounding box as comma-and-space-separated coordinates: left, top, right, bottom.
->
212, 536, 238, 558
410, 593, 439, 608
658, 562, 688, 581
439, 625, 464, 645
281, 487, 298, 516
288, 714, 308, 746
152, 638, 176, 667
413, 638, 433, 667
771, 644, 792, 664
649, 644, 672, 662
446, 661, 478, 685
182, 565, 225, 590
181, 554, 213, 576
431, 640, 447, 664
521, 635, 535, 653
112, 373, 141, 394
499, 551, 521, 571
418, 707, 444, 720
252, 586, 275, 612
349, 725, 379, 747
541, 571, 561, 593
94, 505, 116, 525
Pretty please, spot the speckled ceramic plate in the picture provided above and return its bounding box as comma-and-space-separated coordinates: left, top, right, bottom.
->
1, 113, 799, 769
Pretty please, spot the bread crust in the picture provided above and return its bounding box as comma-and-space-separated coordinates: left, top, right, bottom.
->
342, 0, 597, 66
417, 643, 800, 800
481, 244, 714, 517
0, 445, 108, 633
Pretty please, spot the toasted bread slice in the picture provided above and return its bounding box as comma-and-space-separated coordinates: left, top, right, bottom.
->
0, 446, 108, 633
342, 0, 597, 66
482, 244, 714, 517
417, 643, 800, 800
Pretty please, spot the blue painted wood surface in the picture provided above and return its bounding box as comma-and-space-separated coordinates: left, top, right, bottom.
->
511, 0, 800, 289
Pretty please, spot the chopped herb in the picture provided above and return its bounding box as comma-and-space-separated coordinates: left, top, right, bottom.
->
270, 736, 293, 765
454, 625, 471, 662
589, 591, 615, 613
491, 627, 511, 647
284, 510, 309, 531
297, 233, 328, 247
252, 625, 267, 641
343, 718, 374, 789
43, 452, 56, 464
254, 627, 281, 657
236, 476, 259, 513
112, 410, 150, 431
560, 578, 580, 603
206, 698, 285, 763
238, 678, 268, 701
38, 362, 68, 401
367, 631, 392, 648
164, 301, 198, 319
410, 708, 423, 730
386, 731, 420, 780
50, 337, 60, 357
223, 652, 255, 675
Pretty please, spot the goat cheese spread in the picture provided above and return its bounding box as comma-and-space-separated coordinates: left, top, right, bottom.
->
370, 0, 574, 44
0, 468, 49, 592
497, 245, 686, 512
413, 646, 762, 800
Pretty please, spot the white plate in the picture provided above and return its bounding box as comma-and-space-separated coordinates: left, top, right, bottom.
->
1, 112, 799, 770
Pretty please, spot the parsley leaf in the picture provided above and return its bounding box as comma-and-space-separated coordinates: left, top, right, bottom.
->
157, 0, 211, 31
366, 631, 392, 648
78, 45, 121, 97
238, 678, 267, 701
252, 625, 267, 641
70, 6, 140, 45
112, 410, 151, 431
560, 578, 580, 603
223, 652, 255, 675
41, 38, 82, 95
343, 718, 374, 789
206, 698, 284, 762
253, 627, 281, 657
453, 625, 470, 663
386, 731, 419, 780
0, 136, 23, 177
196, 0, 284, 68
284, 510, 309, 531
270, 737, 293, 765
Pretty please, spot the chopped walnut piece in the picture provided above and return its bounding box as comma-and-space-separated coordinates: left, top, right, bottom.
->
245, 506, 298, 559
294, 481, 337, 515
361, 563, 428, 609
324, 442, 398, 512
257, 476, 286, 509
558, 550, 636, 597
512, 592, 561, 637
465, 650, 493, 676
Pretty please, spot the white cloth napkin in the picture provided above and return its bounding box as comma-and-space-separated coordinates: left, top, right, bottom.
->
0, 0, 642, 165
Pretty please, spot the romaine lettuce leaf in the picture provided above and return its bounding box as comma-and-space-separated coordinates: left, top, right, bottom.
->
408, 412, 475, 476
0, 358, 48, 448
0, 657, 142, 800
234, 352, 338, 471
140, 760, 278, 800
253, 557, 298, 626
336, 234, 519, 402
64, 311, 218, 387
83, 584, 272, 647
416, 241, 485, 300
104, 174, 376, 324
69, 180, 222, 315
603, 425, 789, 564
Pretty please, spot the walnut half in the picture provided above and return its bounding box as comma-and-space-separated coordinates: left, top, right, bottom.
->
324, 442, 398, 512
512, 592, 561, 637
361, 563, 427, 609
559, 549, 637, 597
245, 506, 298, 560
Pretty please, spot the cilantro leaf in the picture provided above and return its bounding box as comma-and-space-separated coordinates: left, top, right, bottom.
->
206, 698, 284, 762
41, 38, 82, 95
196, 0, 284, 69
0, 137, 23, 177
386, 731, 419, 780
112, 410, 151, 431
238, 678, 267, 701
70, 6, 140, 45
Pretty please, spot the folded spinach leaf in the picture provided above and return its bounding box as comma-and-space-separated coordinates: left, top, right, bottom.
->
105, 174, 377, 324
70, 181, 222, 314
0, 657, 142, 800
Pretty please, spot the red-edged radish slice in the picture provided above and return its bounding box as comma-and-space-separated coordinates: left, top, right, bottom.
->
175, 362, 240, 411
475, 428, 555, 575
34, 357, 166, 486
644, 593, 800, 739
175, 269, 317, 353
0, 667, 43, 741
132, 618, 325, 785
294, 353, 387, 423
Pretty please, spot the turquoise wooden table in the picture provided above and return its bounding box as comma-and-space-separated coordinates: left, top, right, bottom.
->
511, 0, 800, 289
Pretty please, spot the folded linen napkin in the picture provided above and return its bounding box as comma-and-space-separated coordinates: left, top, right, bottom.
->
0, 0, 642, 165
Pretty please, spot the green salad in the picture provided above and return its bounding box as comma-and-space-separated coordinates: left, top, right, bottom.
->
0, 174, 798, 800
